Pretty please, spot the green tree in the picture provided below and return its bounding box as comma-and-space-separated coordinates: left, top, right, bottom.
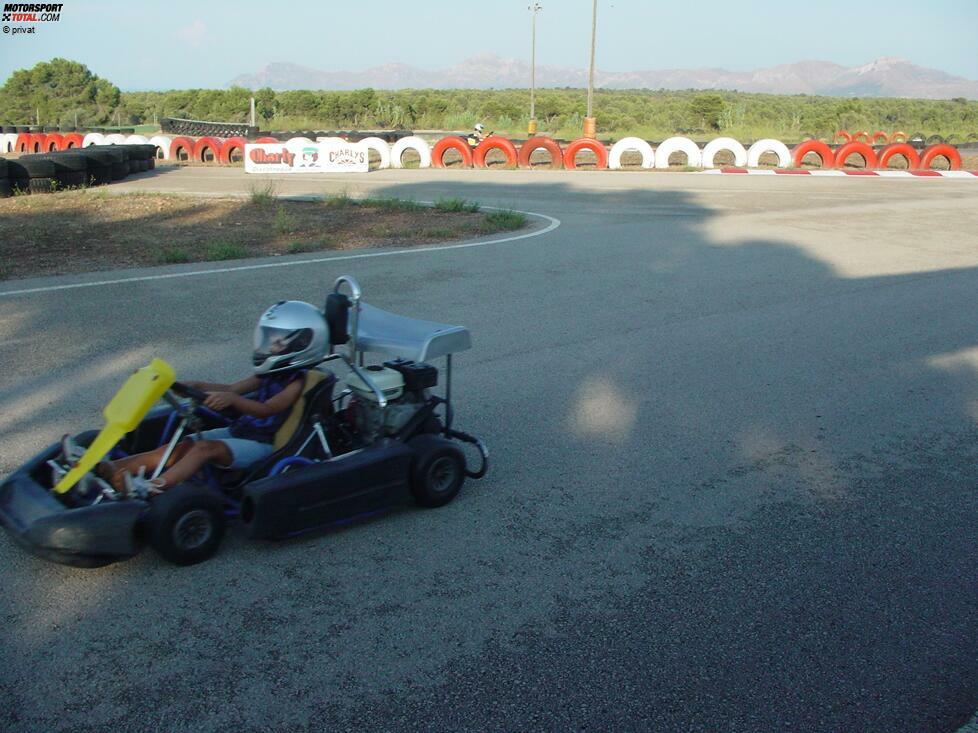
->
0, 58, 120, 125
689, 93, 726, 131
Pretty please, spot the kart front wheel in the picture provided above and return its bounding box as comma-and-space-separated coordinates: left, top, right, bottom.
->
146, 484, 225, 566
409, 435, 466, 508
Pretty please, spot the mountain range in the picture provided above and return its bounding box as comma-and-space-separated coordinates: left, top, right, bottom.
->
229, 55, 978, 99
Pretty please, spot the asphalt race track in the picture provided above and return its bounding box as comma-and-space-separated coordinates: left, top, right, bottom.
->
1, 168, 977, 732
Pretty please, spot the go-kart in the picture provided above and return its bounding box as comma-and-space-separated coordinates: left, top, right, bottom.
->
0, 276, 488, 567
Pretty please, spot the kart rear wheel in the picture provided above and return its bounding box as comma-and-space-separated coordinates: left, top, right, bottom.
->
146, 484, 225, 566
409, 435, 465, 508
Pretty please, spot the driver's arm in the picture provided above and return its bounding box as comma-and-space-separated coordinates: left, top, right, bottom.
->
206, 379, 303, 417
187, 376, 260, 394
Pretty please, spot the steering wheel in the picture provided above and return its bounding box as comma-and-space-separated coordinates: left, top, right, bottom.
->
170, 382, 236, 422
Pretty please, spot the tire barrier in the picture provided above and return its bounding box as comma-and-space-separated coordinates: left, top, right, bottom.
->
148, 134, 173, 159
390, 135, 432, 169
358, 136, 392, 169
835, 130, 853, 143
877, 143, 920, 170
746, 139, 792, 168
193, 136, 223, 164
62, 132, 84, 149
29, 133, 47, 153
473, 136, 519, 169
125, 134, 150, 146
654, 136, 703, 169
168, 136, 195, 162
0, 144, 152, 195
890, 131, 908, 143
791, 139, 835, 168
15, 133, 32, 153
431, 136, 473, 168
82, 132, 105, 147
563, 138, 609, 170
161, 117, 258, 139
833, 141, 878, 169
43, 133, 64, 152
286, 136, 315, 146
219, 136, 247, 165
920, 143, 962, 171
851, 130, 870, 143
702, 137, 748, 168
705, 168, 978, 178
0, 132, 17, 153
518, 136, 563, 169
255, 136, 279, 144
608, 137, 654, 169
871, 131, 890, 144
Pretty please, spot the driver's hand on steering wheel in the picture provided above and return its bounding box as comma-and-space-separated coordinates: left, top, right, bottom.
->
204, 391, 237, 411
184, 380, 203, 390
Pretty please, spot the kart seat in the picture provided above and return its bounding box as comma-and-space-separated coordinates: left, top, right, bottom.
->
272, 369, 335, 451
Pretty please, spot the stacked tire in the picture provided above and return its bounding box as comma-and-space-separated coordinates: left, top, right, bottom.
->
0, 143, 157, 195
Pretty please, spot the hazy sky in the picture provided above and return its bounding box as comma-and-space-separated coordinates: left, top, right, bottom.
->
0, 0, 976, 89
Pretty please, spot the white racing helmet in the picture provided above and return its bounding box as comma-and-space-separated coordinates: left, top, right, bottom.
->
474, 123, 485, 133
253, 300, 328, 374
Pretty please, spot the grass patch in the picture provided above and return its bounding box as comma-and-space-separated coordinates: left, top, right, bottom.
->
273, 204, 297, 234
249, 179, 278, 206
481, 210, 527, 232
359, 196, 423, 212
158, 248, 191, 264
434, 197, 480, 213
205, 242, 249, 261
286, 239, 332, 254
323, 191, 355, 208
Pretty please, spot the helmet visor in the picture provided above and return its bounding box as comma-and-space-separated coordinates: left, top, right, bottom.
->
253, 326, 312, 363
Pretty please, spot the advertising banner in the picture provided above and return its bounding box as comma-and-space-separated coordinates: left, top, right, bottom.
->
244, 141, 369, 173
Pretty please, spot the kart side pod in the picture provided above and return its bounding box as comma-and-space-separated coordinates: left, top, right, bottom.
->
240, 439, 415, 540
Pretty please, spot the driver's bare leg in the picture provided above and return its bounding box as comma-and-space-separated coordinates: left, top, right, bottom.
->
99, 441, 194, 489
156, 440, 233, 489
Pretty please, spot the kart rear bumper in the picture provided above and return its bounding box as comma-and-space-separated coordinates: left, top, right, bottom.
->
0, 445, 147, 568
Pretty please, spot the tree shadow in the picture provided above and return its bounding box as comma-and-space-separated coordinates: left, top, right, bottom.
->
0, 177, 975, 732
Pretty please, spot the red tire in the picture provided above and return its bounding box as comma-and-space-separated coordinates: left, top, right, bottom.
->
30, 133, 47, 153
220, 136, 247, 165
834, 130, 852, 143
871, 130, 889, 145
851, 130, 870, 143
890, 131, 908, 143
877, 143, 920, 170
834, 141, 878, 169
518, 136, 563, 169
255, 136, 279, 143
919, 144, 962, 171
791, 140, 835, 168
61, 132, 84, 149
473, 137, 519, 169
193, 136, 222, 164
562, 138, 609, 170
15, 133, 32, 153
431, 136, 473, 168
169, 136, 195, 162
44, 133, 64, 152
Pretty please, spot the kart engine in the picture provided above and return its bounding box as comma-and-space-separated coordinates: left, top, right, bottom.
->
345, 360, 438, 442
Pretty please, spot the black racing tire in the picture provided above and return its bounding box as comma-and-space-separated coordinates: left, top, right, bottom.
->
15, 156, 56, 178
110, 162, 128, 180
0, 178, 11, 198
408, 434, 466, 508
147, 156, 156, 170
43, 152, 88, 172
28, 177, 57, 194
146, 484, 226, 566
0, 159, 7, 177
58, 170, 87, 188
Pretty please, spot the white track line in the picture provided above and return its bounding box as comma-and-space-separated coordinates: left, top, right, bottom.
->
0, 208, 560, 298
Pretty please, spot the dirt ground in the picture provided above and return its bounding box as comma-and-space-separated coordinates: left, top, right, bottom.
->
0, 190, 526, 281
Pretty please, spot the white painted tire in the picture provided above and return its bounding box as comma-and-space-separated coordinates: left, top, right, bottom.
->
608, 137, 654, 169
82, 132, 105, 147
148, 135, 173, 160
654, 136, 702, 169
358, 136, 391, 169
124, 134, 149, 145
103, 133, 127, 145
702, 137, 748, 168
390, 135, 431, 169
0, 132, 17, 154
747, 138, 792, 168
315, 136, 345, 144
286, 137, 315, 146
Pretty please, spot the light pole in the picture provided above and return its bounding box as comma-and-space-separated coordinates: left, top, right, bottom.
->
528, 3, 542, 135
584, 0, 597, 138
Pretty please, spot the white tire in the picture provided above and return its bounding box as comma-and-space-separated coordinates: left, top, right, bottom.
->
358, 136, 391, 169
315, 136, 345, 144
608, 137, 654, 169
0, 132, 17, 154
747, 139, 792, 168
654, 136, 702, 169
124, 134, 150, 145
702, 137, 748, 168
390, 135, 431, 169
103, 133, 127, 145
148, 135, 173, 160
287, 137, 314, 146
82, 132, 105, 147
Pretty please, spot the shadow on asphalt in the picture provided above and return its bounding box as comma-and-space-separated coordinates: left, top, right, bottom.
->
0, 179, 975, 732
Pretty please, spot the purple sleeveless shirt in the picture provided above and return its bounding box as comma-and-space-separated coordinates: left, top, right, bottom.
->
229, 370, 306, 443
